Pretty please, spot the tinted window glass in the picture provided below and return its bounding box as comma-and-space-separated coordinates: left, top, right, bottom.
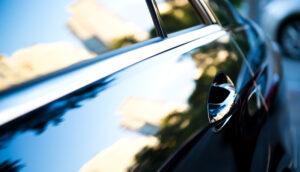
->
156, 0, 204, 34
206, 0, 240, 28
0, 0, 155, 91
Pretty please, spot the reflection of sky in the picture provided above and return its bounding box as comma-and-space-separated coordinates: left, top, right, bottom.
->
0, 38, 200, 171
0, 0, 153, 55
0, 0, 80, 55
0, 88, 141, 172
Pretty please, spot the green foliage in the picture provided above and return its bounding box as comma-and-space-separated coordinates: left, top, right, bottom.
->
162, 5, 201, 33
126, 1, 244, 170
229, 0, 243, 8
128, 40, 241, 171
150, 1, 202, 37
111, 36, 138, 50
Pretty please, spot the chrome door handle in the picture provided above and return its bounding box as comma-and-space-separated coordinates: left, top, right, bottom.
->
207, 73, 237, 132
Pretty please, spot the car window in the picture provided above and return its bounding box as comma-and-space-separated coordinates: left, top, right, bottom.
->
156, 0, 204, 34
205, 0, 241, 28
0, 0, 156, 91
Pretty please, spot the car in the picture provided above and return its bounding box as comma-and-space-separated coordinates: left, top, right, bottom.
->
0, 0, 295, 171
261, 0, 300, 59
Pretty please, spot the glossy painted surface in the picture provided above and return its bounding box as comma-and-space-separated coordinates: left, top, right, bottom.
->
156, 0, 204, 34
0, 0, 156, 91
160, 0, 288, 171
0, 0, 288, 172
0, 25, 219, 126
0, 28, 251, 171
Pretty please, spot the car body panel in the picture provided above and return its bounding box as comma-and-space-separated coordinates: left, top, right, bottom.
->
0, 25, 219, 126
0, 26, 254, 171
160, 0, 286, 171
0, 0, 287, 171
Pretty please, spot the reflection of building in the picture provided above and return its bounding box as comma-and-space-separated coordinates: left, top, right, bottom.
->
0, 56, 22, 90
0, 0, 153, 90
118, 97, 188, 135
68, 0, 149, 54
80, 136, 158, 172
80, 97, 188, 171
0, 42, 94, 90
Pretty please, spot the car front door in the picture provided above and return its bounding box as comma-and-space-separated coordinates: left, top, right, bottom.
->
0, 0, 258, 171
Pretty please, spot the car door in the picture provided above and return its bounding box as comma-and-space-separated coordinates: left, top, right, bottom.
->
161, 0, 287, 171
0, 0, 261, 172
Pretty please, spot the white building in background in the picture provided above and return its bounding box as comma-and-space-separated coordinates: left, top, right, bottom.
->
67, 0, 149, 54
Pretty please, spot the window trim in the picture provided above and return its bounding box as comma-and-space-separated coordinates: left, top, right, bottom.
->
146, 0, 168, 38
146, 0, 217, 37
189, 0, 215, 25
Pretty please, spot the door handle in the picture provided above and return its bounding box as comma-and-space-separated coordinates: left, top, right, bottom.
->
207, 72, 237, 132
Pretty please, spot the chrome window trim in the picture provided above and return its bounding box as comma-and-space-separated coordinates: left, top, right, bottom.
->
148, 0, 216, 37
189, 0, 213, 25
0, 24, 223, 126
146, 0, 168, 38
198, 0, 218, 24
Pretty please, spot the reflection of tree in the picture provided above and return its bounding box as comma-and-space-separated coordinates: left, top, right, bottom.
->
0, 78, 112, 149
209, 0, 265, 77
208, 0, 243, 28
110, 0, 201, 49
128, 39, 242, 171
209, 0, 262, 71
162, 2, 200, 33
97, 0, 244, 50
111, 36, 138, 50
0, 160, 23, 172
228, 0, 242, 8
150, 0, 202, 37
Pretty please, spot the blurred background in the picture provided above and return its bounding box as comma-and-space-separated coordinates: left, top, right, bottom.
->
236, 0, 300, 159
236, 0, 300, 168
